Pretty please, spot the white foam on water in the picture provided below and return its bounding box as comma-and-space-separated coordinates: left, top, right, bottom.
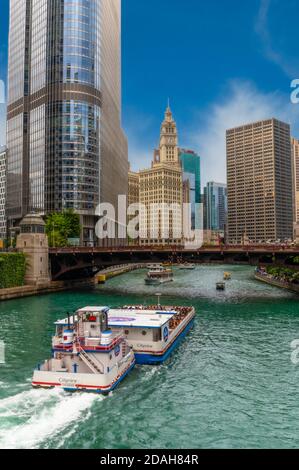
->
0, 388, 100, 449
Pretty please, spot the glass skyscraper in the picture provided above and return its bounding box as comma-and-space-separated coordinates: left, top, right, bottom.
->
179, 149, 201, 230
6, 0, 128, 245
203, 182, 227, 231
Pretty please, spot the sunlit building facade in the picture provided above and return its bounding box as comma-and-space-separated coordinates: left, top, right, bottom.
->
139, 106, 183, 246
227, 119, 293, 244
6, 0, 128, 245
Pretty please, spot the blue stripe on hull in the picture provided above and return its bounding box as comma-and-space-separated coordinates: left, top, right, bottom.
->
135, 319, 195, 365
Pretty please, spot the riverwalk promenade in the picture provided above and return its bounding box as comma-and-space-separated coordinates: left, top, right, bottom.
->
255, 271, 299, 294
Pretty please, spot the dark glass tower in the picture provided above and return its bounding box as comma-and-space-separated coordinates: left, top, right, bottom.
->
6, 0, 128, 245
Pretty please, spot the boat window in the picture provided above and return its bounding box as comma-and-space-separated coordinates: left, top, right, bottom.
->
153, 329, 162, 342
142, 330, 147, 336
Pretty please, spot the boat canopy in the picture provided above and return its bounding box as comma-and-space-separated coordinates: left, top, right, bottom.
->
107, 309, 174, 329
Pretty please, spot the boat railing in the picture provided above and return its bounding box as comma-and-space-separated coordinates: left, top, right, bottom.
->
77, 330, 124, 352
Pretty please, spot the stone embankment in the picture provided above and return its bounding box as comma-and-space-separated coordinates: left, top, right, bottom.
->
255, 272, 299, 294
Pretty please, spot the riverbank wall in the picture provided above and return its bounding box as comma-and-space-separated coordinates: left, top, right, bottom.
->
96, 264, 145, 284
0, 278, 95, 301
255, 273, 299, 294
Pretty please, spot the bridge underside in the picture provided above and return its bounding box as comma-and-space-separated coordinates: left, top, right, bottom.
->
49, 249, 299, 281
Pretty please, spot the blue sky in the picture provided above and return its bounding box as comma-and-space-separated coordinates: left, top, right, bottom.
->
1, 0, 299, 184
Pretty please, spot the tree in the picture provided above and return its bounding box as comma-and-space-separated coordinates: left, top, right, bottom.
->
45, 210, 81, 247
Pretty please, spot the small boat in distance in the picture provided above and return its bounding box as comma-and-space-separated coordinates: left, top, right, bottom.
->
145, 265, 174, 285
147, 263, 163, 270
216, 282, 226, 291
223, 272, 231, 280
179, 263, 196, 270
32, 307, 135, 393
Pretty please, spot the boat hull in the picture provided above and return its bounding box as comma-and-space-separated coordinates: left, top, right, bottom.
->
32, 357, 135, 394
134, 317, 195, 365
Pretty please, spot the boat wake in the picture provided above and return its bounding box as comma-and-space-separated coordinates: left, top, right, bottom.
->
0, 387, 100, 449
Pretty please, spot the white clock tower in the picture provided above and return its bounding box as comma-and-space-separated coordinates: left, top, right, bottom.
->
158, 104, 180, 165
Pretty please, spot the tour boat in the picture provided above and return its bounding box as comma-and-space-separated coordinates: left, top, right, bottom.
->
216, 282, 226, 291
145, 265, 174, 285
147, 263, 163, 270
108, 305, 196, 364
32, 307, 135, 393
178, 263, 196, 270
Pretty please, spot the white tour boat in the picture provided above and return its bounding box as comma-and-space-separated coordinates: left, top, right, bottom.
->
145, 265, 174, 285
32, 307, 135, 393
178, 263, 196, 270
108, 305, 195, 364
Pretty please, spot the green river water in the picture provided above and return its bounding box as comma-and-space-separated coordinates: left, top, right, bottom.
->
0, 265, 299, 449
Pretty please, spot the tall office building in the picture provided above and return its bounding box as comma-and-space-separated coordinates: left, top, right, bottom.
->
0, 147, 6, 241
6, 0, 128, 246
139, 105, 183, 246
227, 119, 293, 244
292, 138, 299, 243
203, 182, 227, 232
292, 138, 299, 222
179, 149, 201, 230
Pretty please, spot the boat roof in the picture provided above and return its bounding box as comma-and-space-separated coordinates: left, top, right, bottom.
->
54, 307, 177, 328
108, 309, 174, 329
77, 306, 109, 313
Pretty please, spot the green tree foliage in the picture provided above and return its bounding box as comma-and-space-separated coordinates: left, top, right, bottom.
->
0, 253, 26, 289
266, 266, 299, 283
45, 210, 81, 247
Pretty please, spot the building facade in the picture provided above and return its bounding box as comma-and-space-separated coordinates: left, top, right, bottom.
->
0, 147, 6, 242
128, 169, 139, 208
179, 149, 201, 230
139, 106, 183, 246
6, 0, 128, 246
292, 138, 299, 221
227, 119, 293, 244
203, 182, 227, 232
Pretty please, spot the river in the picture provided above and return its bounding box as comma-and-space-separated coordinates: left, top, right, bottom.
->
0, 265, 299, 449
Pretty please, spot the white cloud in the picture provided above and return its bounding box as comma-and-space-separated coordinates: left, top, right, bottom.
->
123, 108, 157, 171
255, 0, 299, 78
187, 80, 299, 187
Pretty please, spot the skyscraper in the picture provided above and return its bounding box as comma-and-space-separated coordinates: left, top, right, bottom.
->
203, 182, 227, 232
139, 105, 182, 246
292, 138, 299, 223
227, 119, 293, 244
0, 146, 6, 241
6, 0, 128, 246
179, 149, 201, 230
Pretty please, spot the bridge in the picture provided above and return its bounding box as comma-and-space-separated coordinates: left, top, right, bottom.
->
49, 245, 299, 280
